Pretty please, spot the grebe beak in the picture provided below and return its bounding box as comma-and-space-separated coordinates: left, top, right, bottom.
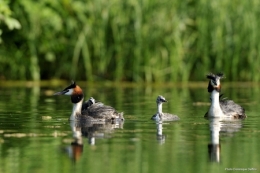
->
54, 90, 66, 95
161, 98, 167, 102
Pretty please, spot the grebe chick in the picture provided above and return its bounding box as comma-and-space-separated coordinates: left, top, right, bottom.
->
81, 97, 95, 111
54, 81, 124, 122
204, 73, 246, 119
151, 95, 180, 121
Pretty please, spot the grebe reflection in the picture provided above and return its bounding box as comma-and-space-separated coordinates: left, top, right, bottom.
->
207, 118, 242, 162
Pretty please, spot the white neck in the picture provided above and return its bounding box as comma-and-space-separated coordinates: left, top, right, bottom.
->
208, 90, 224, 117
157, 102, 163, 114
156, 102, 163, 120
70, 99, 83, 121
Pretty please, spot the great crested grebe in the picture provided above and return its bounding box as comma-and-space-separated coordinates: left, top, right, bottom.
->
54, 81, 124, 122
204, 73, 246, 119
151, 95, 180, 121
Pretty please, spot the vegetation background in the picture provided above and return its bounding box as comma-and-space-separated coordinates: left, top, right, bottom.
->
1, 0, 260, 82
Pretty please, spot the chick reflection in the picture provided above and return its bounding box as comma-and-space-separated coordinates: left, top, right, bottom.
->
65, 120, 123, 161
156, 121, 165, 144
207, 118, 242, 162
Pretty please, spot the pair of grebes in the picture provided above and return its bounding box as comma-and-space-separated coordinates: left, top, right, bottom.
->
54, 73, 247, 122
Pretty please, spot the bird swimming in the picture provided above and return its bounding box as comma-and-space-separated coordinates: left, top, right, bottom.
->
204, 73, 246, 119
53, 81, 124, 122
151, 95, 180, 121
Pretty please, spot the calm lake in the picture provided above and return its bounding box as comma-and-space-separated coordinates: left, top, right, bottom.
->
0, 82, 259, 173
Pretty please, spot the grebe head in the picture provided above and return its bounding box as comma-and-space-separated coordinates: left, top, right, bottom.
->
156, 95, 167, 104
206, 73, 224, 93
88, 97, 96, 105
53, 81, 84, 103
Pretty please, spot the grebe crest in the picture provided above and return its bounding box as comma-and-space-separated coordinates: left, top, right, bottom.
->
205, 73, 246, 119
151, 95, 179, 121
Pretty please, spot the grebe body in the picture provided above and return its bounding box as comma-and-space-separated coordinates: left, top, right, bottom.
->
54, 81, 124, 122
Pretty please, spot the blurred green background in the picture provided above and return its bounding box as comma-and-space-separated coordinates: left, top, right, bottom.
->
1, 0, 260, 82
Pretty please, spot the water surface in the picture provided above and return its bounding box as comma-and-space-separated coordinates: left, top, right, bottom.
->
0, 83, 259, 173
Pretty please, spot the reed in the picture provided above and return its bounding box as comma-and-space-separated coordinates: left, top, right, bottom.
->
1, 0, 260, 82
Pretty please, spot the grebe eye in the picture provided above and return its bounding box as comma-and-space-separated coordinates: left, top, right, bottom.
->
211, 80, 217, 86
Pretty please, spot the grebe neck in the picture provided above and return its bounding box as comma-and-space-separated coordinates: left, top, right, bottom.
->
156, 102, 164, 120
70, 98, 83, 121
209, 90, 224, 117
157, 102, 163, 114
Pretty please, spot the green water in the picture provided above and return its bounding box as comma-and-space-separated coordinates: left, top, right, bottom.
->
0, 83, 259, 173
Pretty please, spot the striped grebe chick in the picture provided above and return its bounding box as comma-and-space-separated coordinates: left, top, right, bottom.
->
151, 95, 180, 121
204, 73, 246, 119
54, 81, 124, 122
